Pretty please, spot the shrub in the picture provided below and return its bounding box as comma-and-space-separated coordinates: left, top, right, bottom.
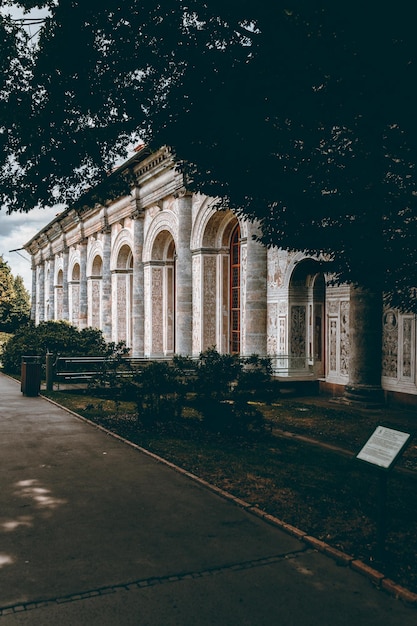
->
134, 361, 180, 427
234, 354, 274, 402
0, 320, 108, 374
195, 347, 241, 402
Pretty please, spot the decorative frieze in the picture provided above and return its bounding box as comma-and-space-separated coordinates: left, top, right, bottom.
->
382, 309, 398, 378
290, 305, 306, 358
203, 256, 217, 349
340, 300, 350, 376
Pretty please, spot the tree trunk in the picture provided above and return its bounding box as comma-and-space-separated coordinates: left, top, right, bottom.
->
344, 285, 384, 407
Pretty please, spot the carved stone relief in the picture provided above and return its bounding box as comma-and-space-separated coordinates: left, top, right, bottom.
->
329, 319, 337, 372
152, 267, 163, 353
327, 300, 339, 315
71, 284, 79, 326
402, 317, 413, 379
340, 300, 350, 376
56, 286, 63, 319
192, 255, 201, 353
91, 280, 101, 329
267, 302, 278, 354
290, 305, 306, 364
166, 266, 174, 352
117, 275, 127, 342
203, 256, 217, 349
382, 309, 398, 378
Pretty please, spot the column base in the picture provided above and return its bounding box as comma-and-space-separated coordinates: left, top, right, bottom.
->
343, 384, 384, 409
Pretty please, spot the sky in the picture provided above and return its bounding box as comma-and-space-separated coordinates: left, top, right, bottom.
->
0, 205, 62, 292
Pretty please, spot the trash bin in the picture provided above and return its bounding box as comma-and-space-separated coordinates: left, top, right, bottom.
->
21, 356, 42, 397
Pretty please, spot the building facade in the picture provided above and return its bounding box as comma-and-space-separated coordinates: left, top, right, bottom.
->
24, 146, 417, 405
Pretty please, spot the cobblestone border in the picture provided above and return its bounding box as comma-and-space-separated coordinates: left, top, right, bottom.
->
41, 394, 417, 608
0, 550, 307, 616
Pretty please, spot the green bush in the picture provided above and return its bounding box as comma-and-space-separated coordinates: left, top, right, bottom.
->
0, 320, 108, 374
193, 349, 270, 435
195, 347, 241, 402
134, 361, 180, 427
234, 354, 273, 402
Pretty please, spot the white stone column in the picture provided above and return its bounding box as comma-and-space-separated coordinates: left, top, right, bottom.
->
132, 209, 145, 356
345, 285, 383, 406
38, 261, 45, 323
79, 239, 88, 329
101, 227, 112, 342
175, 190, 193, 355
243, 222, 267, 356
48, 254, 55, 320
30, 260, 37, 321
62, 247, 69, 321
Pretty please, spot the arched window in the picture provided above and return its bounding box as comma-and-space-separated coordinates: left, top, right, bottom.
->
230, 224, 241, 354
90, 255, 103, 329
149, 231, 176, 355
115, 244, 133, 347
70, 263, 80, 326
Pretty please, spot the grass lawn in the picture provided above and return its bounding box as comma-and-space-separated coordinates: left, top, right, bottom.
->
42, 387, 417, 594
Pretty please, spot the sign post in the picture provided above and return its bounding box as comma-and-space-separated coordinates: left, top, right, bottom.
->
356, 426, 412, 561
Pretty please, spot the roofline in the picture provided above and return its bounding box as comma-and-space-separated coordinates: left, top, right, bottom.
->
23, 144, 157, 250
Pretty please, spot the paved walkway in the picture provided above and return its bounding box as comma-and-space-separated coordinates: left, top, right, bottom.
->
0, 373, 415, 625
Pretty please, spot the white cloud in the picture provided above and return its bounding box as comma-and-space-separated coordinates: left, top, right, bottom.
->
0, 206, 61, 292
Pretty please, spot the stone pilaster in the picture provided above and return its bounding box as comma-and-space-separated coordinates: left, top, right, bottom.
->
132, 208, 145, 356
62, 247, 69, 321
30, 260, 37, 322
38, 262, 45, 323
175, 190, 193, 355
243, 223, 267, 356
101, 227, 112, 342
79, 239, 88, 329
48, 254, 55, 320
344, 285, 383, 407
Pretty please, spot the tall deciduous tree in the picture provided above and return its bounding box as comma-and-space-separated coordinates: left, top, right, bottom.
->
0, 255, 30, 331
1, 4, 416, 311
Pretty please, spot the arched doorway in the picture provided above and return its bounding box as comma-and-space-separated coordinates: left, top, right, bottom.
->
89, 255, 103, 330
115, 244, 133, 347
149, 231, 176, 355
69, 263, 80, 327
197, 210, 240, 355
55, 269, 63, 319
289, 259, 325, 376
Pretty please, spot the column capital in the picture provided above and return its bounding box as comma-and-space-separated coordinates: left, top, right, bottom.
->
174, 187, 193, 199
131, 207, 145, 220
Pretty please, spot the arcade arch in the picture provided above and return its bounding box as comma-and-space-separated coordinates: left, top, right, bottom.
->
194, 209, 240, 354
113, 243, 133, 346
288, 258, 325, 376
146, 229, 176, 355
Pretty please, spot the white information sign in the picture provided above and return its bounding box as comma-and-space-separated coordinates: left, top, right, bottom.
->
357, 426, 411, 470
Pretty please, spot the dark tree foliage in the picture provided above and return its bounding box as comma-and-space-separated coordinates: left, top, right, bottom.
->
0, 319, 108, 373
0, 255, 30, 331
2, 4, 417, 309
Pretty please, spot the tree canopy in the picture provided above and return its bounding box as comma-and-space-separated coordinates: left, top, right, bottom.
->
1, 3, 417, 309
0, 255, 30, 331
